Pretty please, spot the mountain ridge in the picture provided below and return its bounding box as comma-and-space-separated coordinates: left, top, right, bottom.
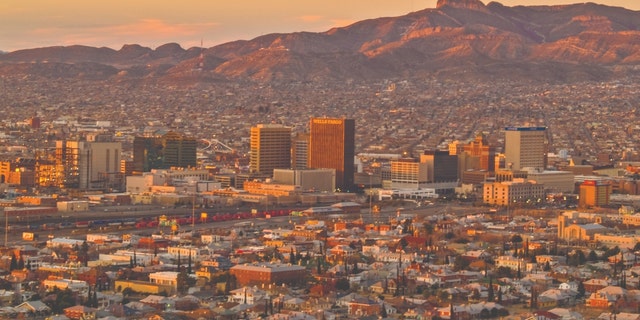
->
1, 1, 640, 83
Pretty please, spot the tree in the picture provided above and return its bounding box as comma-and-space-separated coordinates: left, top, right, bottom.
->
588, 250, 598, 262
177, 269, 195, 295
188, 252, 192, 274
289, 249, 296, 265
577, 281, 586, 298
177, 251, 182, 272
352, 261, 360, 274
487, 277, 495, 302
9, 253, 17, 271
80, 241, 90, 266
453, 256, 470, 271
439, 290, 450, 302
335, 278, 350, 291
380, 304, 388, 318
511, 234, 523, 254
470, 289, 481, 301
424, 224, 434, 235
85, 286, 92, 307
495, 266, 514, 278
17, 255, 25, 270
92, 289, 99, 307
46, 288, 75, 314
399, 237, 408, 250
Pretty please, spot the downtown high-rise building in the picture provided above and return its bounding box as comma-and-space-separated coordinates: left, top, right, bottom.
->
291, 132, 309, 170
420, 150, 458, 183
308, 117, 355, 191
133, 131, 197, 174
504, 126, 546, 171
463, 133, 496, 172
249, 124, 292, 175
53, 133, 122, 190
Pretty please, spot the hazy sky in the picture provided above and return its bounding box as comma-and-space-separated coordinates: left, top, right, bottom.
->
1, 0, 638, 52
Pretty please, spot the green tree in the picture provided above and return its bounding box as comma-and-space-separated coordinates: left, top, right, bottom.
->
188, 252, 192, 274
9, 253, 17, 271
46, 288, 75, 314
177, 269, 196, 295
289, 249, 296, 265
487, 277, 494, 302
92, 289, 99, 307
17, 255, 25, 270
399, 237, 408, 250
80, 241, 90, 266
577, 281, 585, 298
380, 304, 388, 318
453, 256, 470, 271
495, 266, 514, 278
335, 278, 350, 291
510, 234, 523, 253
470, 289, 481, 301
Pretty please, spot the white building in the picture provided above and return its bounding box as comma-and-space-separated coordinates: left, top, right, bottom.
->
149, 271, 179, 293
167, 246, 209, 261
43, 278, 88, 293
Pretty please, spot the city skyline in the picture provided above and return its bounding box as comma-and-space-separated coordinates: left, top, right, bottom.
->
1, 0, 638, 52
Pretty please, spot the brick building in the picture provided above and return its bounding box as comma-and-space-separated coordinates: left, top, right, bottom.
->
230, 263, 307, 287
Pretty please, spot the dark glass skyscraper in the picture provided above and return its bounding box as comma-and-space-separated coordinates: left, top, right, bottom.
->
133, 131, 197, 173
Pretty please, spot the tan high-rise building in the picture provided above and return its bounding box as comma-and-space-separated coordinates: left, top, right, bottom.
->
308, 117, 355, 191
579, 180, 611, 208
250, 124, 292, 175
291, 133, 309, 170
53, 135, 121, 190
390, 158, 427, 190
482, 179, 545, 206
504, 127, 546, 171
464, 133, 496, 172
448, 140, 464, 156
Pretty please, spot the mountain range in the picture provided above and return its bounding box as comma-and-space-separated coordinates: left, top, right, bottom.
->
2, 0, 640, 83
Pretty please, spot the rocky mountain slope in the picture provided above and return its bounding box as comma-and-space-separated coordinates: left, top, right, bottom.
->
1, 0, 639, 83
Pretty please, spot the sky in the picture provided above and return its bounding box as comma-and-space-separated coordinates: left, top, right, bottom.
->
1, 0, 638, 52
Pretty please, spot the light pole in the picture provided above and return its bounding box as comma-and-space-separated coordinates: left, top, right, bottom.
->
369, 172, 373, 216
4, 212, 8, 247
191, 192, 196, 231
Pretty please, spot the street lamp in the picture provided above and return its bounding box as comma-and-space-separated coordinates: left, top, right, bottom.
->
192, 193, 196, 231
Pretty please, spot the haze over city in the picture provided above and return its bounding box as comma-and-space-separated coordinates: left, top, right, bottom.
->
1, 0, 639, 51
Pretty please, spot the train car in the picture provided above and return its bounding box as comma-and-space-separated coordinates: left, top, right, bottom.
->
108, 220, 123, 227
76, 221, 90, 228
91, 220, 109, 229
59, 222, 74, 229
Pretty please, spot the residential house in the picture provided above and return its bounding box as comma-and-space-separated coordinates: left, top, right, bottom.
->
347, 297, 381, 318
